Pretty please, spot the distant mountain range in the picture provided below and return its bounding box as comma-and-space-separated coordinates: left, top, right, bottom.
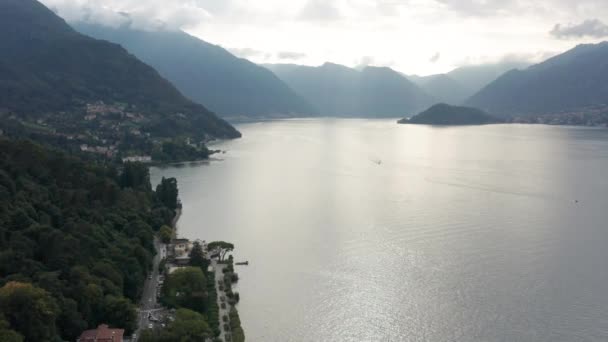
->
0, 0, 239, 140
399, 103, 503, 125
5, 0, 608, 128
74, 23, 317, 120
264, 63, 435, 117
406, 74, 471, 105
467, 42, 608, 117
408, 62, 530, 105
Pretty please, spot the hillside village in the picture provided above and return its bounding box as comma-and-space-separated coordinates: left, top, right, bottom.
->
0, 100, 213, 163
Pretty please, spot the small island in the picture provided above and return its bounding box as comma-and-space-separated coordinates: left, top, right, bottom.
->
399, 103, 503, 126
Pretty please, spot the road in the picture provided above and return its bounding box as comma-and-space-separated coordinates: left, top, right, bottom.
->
133, 238, 166, 341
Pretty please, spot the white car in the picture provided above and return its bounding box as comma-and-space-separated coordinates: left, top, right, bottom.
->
148, 323, 153, 329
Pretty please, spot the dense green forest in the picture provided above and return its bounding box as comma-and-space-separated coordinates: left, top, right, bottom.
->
0, 139, 178, 341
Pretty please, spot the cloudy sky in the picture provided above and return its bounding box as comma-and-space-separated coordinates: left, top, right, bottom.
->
42, 0, 608, 75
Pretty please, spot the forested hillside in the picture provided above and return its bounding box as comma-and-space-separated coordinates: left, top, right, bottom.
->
0, 139, 178, 341
0, 0, 239, 155
75, 23, 318, 120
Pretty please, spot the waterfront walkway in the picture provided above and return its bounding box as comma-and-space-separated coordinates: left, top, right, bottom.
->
212, 260, 229, 342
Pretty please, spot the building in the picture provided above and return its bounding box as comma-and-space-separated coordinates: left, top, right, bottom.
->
172, 238, 192, 265
122, 155, 152, 163
170, 238, 207, 266
77, 324, 124, 342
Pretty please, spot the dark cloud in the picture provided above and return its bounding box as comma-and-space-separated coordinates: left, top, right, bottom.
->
298, 0, 341, 22
550, 19, 608, 39
277, 51, 308, 60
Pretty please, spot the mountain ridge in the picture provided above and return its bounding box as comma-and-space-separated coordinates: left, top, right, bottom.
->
466, 42, 608, 116
74, 22, 318, 120
407, 61, 530, 105
0, 0, 240, 140
264, 63, 434, 117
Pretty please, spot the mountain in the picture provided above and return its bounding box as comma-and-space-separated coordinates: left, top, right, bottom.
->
447, 62, 530, 94
407, 74, 470, 105
74, 23, 317, 120
264, 63, 434, 117
0, 0, 239, 141
408, 61, 530, 105
399, 103, 503, 125
467, 42, 608, 116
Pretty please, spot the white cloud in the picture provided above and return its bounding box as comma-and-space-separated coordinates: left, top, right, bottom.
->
228, 47, 273, 61
550, 19, 608, 39
298, 0, 342, 22
429, 52, 441, 63
39, 0, 608, 75
358, 56, 376, 67
277, 51, 308, 60
434, 0, 521, 16
43, 0, 212, 31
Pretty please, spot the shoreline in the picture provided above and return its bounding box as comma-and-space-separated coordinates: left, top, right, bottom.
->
159, 187, 245, 342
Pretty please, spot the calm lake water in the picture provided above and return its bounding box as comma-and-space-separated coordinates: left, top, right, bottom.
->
151, 119, 608, 342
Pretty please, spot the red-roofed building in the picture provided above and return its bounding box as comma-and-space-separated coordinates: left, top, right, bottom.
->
77, 324, 124, 342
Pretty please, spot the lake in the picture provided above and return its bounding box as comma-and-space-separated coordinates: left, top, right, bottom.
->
151, 119, 608, 342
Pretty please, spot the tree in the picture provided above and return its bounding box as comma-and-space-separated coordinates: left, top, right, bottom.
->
156, 177, 179, 210
207, 241, 234, 262
229, 307, 245, 342
0, 282, 59, 342
161, 267, 207, 313
0, 319, 23, 342
0, 140, 177, 340
189, 241, 207, 269
158, 225, 173, 244
120, 162, 151, 191
101, 296, 137, 335
170, 309, 212, 340
138, 309, 211, 342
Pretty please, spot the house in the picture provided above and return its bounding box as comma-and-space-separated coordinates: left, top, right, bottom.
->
171, 239, 207, 266
172, 238, 192, 265
77, 324, 124, 342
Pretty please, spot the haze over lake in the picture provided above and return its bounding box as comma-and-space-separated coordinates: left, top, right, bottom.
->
152, 119, 608, 342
